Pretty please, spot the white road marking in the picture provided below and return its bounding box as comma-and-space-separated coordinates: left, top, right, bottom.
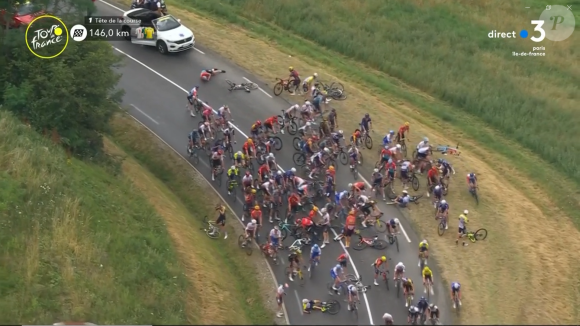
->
294, 290, 304, 315
130, 104, 159, 124
99, 0, 205, 54
243, 77, 272, 98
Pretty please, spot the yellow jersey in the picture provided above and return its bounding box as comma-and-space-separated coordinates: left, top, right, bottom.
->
422, 267, 433, 278
227, 168, 239, 177
233, 152, 245, 160
304, 76, 315, 86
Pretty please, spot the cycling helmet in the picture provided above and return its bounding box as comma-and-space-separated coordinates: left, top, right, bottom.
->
237, 150, 242, 155
277, 170, 282, 175
423, 239, 427, 243
389, 130, 394, 134
402, 189, 408, 194
388, 159, 393, 164
434, 184, 440, 189
251, 219, 257, 224
429, 304, 434, 309
324, 148, 331, 153
374, 168, 379, 173
230, 165, 235, 170
437, 158, 443, 164
441, 199, 447, 204
384, 145, 389, 150
328, 165, 335, 171
291, 167, 297, 173
305, 122, 311, 127
464, 210, 469, 214
312, 244, 319, 250
288, 66, 294, 71
313, 206, 319, 212
338, 130, 343, 134
365, 113, 370, 118
394, 218, 400, 224
269, 153, 275, 158
256, 120, 262, 125
295, 249, 302, 254
254, 205, 260, 210
433, 305, 438, 310
247, 138, 253, 144
251, 189, 257, 194
218, 149, 224, 155
405, 122, 410, 126
302, 299, 309, 304
423, 137, 429, 142
396, 144, 402, 149
313, 73, 318, 77
381, 256, 387, 261
348, 183, 353, 188
320, 207, 327, 214
274, 225, 279, 230
469, 172, 475, 178
420, 296, 426, 301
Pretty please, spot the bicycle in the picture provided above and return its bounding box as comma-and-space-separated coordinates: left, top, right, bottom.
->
187, 144, 200, 165
360, 212, 387, 233
386, 194, 423, 206
211, 164, 224, 187
287, 265, 305, 286
469, 186, 479, 205
380, 270, 390, 291
387, 232, 400, 252
308, 258, 319, 279
424, 278, 434, 300
464, 228, 488, 242
273, 78, 295, 96
225, 79, 257, 92
344, 274, 372, 293
405, 292, 414, 309
319, 81, 347, 101
259, 242, 279, 265
394, 276, 403, 298
437, 216, 447, 236
398, 138, 408, 158
237, 235, 253, 256
227, 178, 239, 202
351, 231, 387, 251
278, 220, 298, 241
359, 128, 373, 149
313, 299, 341, 315
200, 216, 220, 239
277, 110, 299, 135
453, 292, 461, 316
349, 299, 358, 318
418, 251, 427, 271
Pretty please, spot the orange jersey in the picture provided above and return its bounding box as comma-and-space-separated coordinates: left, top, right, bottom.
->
308, 210, 317, 219
353, 182, 365, 191
289, 194, 300, 205
243, 142, 254, 151
398, 125, 409, 134
265, 116, 276, 125
427, 168, 438, 179
301, 218, 313, 228
258, 164, 269, 175
346, 214, 356, 227
251, 210, 262, 219
374, 258, 385, 267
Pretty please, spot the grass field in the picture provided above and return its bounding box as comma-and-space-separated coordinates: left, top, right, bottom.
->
0, 110, 273, 324
154, 2, 580, 324
108, 113, 277, 325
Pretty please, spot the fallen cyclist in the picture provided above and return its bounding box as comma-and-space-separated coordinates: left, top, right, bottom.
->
200, 68, 226, 81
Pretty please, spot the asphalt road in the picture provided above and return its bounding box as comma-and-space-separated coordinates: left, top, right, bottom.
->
95, 1, 452, 324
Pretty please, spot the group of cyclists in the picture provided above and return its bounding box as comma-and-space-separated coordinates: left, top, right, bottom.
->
188, 68, 471, 323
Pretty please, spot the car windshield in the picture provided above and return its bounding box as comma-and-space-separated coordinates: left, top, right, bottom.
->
17, 2, 40, 15
153, 16, 180, 32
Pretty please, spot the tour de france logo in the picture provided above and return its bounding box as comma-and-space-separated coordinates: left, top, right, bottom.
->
25, 15, 69, 59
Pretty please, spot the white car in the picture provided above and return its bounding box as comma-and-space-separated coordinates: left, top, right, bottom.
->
121, 8, 195, 54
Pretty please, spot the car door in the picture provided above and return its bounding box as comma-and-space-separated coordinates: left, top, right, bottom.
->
130, 11, 157, 45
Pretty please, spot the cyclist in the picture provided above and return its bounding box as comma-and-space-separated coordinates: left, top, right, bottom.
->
200, 68, 225, 81
466, 172, 478, 192
258, 162, 270, 184
328, 108, 339, 132
403, 277, 415, 307
264, 115, 279, 135
276, 283, 287, 318
260, 179, 273, 208
361, 199, 381, 228
457, 210, 469, 246
319, 207, 331, 248
214, 203, 227, 239
348, 143, 361, 169
266, 152, 278, 171
432, 184, 443, 207
383, 312, 394, 325
417, 296, 429, 320
210, 148, 223, 182
288, 248, 301, 281
422, 266, 434, 294
335, 189, 350, 218
201, 105, 213, 124
241, 189, 256, 222
244, 218, 257, 244
450, 281, 462, 308
416, 137, 429, 153
241, 170, 253, 190
288, 66, 300, 95
387, 144, 403, 163
372, 256, 388, 286
419, 239, 429, 261
284, 104, 300, 121
234, 151, 246, 169
351, 129, 362, 147
186, 85, 199, 117
187, 129, 200, 153
337, 251, 348, 269
302, 298, 322, 314
199, 121, 211, 143
427, 165, 439, 189
427, 304, 440, 323
222, 125, 235, 149
287, 192, 301, 218
396, 121, 410, 143
302, 72, 318, 94
309, 243, 321, 271
308, 148, 329, 179
387, 218, 400, 236
371, 168, 386, 201
438, 158, 455, 178
300, 101, 314, 122
330, 130, 344, 152
393, 189, 410, 208
347, 283, 359, 311
242, 138, 256, 159
217, 104, 232, 123
269, 225, 281, 251
298, 217, 314, 243
343, 209, 357, 247
251, 205, 262, 230
436, 199, 449, 229
407, 304, 420, 324
250, 120, 262, 139
330, 263, 345, 291
360, 113, 373, 134
226, 165, 239, 195
385, 159, 396, 185
400, 159, 412, 189
324, 167, 335, 202
318, 116, 330, 138
382, 130, 395, 148
393, 261, 405, 281
349, 181, 366, 197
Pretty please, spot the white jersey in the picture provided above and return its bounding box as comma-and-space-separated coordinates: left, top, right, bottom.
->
285, 104, 300, 115
332, 264, 342, 274
401, 161, 412, 171
277, 284, 286, 295
384, 133, 393, 143
388, 146, 398, 153
320, 212, 330, 225
245, 222, 257, 231
339, 190, 349, 200
358, 195, 369, 204
416, 141, 427, 150
199, 124, 207, 132
269, 228, 281, 238
294, 176, 305, 186
261, 181, 271, 189
418, 146, 430, 154
395, 262, 405, 272
310, 151, 323, 162
301, 102, 313, 112
242, 175, 252, 183
218, 106, 229, 115
347, 284, 357, 293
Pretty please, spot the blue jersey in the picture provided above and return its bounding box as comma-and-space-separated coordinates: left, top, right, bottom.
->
188, 130, 199, 139
438, 203, 449, 212
451, 282, 461, 291
274, 174, 283, 185
382, 134, 393, 146
283, 170, 294, 179
326, 175, 334, 186
361, 117, 372, 129
417, 298, 429, 310
310, 247, 321, 259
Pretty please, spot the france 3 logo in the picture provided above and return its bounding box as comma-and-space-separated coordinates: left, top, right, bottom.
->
69, 24, 87, 42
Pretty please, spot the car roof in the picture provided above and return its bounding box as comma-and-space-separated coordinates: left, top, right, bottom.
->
125, 8, 159, 22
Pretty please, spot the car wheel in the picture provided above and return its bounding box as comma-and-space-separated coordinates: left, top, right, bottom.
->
157, 41, 168, 54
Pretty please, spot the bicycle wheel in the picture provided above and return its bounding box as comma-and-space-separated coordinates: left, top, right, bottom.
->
293, 152, 306, 166
231, 185, 237, 202
437, 221, 446, 236
272, 136, 283, 151
364, 135, 373, 149
325, 299, 341, 315
216, 171, 222, 187
472, 189, 479, 205
374, 219, 387, 233
292, 137, 302, 151
244, 82, 259, 90
273, 81, 284, 96
245, 242, 253, 255
205, 227, 220, 239
396, 280, 401, 298
401, 143, 408, 158
394, 236, 399, 252
281, 228, 288, 241
373, 239, 387, 250
288, 121, 298, 135
238, 235, 245, 248
411, 175, 420, 191
338, 151, 348, 165
352, 239, 367, 251
474, 228, 488, 241
190, 150, 200, 165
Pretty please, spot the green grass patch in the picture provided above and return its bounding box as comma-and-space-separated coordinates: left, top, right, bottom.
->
0, 110, 189, 324
168, 0, 580, 226
108, 113, 273, 325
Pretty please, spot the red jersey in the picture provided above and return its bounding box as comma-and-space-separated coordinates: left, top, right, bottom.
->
427, 168, 438, 179
289, 194, 300, 206
251, 210, 262, 219
258, 164, 269, 175
265, 116, 276, 125
202, 108, 212, 117
353, 182, 365, 191
398, 125, 409, 134
337, 253, 348, 261
301, 218, 313, 228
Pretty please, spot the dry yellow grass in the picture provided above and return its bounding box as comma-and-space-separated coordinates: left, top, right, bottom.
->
103, 138, 261, 325
167, 7, 580, 324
